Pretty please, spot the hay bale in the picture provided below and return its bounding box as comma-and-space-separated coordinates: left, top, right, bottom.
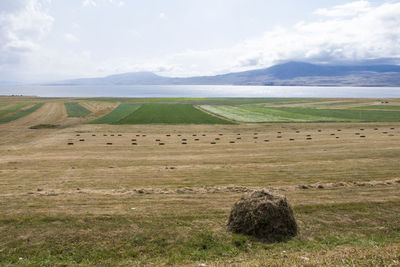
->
227, 190, 298, 242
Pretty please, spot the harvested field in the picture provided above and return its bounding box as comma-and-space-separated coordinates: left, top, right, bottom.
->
0, 96, 399, 266
0, 103, 43, 124
0, 103, 28, 117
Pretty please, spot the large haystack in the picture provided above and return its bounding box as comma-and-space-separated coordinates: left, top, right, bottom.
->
227, 190, 298, 242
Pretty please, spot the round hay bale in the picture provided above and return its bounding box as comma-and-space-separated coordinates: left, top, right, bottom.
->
227, 190, 297, 242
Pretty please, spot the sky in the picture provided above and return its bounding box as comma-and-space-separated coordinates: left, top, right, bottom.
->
0, 0, 400, 82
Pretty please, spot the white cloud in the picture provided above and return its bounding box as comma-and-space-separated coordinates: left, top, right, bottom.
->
2, 0, 400, 81
82, 0, 97, 7
152, 1, 400, 76
82, 0, 125, 8
64, 33, 79, 43
314, 1, 371, 17
0, 0, 53, 79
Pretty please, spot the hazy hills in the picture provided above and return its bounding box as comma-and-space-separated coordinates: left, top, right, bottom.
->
48, 62, 400, 87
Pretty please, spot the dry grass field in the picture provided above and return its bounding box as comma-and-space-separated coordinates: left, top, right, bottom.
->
0, 97, 399, 266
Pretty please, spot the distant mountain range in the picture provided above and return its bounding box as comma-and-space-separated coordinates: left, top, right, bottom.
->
46, 61, 400, 87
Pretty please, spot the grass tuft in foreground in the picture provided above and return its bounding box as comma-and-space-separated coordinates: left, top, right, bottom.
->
29, 124, 59, 129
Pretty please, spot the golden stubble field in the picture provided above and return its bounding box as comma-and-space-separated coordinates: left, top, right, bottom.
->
0, 98, 400, 266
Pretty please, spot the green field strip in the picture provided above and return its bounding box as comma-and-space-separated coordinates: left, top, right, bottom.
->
64, 102, 92, 117
0, 103, 44, 123
200, 105, 336, 122
0, 103, 28, 117
201, 105, 400, 122
89, 103, 141, 124
273, 107, 400, 122
116, 103, 234, 124
76, 97, 325, 106
78, 97, 207, 104
197, 98, 324, 106
355, 105, 400, 110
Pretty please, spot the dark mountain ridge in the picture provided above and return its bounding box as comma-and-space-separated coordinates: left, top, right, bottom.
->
47, 61, 400, 87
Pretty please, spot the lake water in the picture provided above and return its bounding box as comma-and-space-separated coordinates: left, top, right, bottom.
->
1, 85, 400, 98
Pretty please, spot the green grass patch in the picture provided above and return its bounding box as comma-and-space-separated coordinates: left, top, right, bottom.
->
77, 97, 324, 106
29, 124, 59, 129
116, 104, 234, 124
0, 103, 44, 123
89, 103, 141, 124
201, 105, 334, 122
201, 105, 400, 122
355, 105, 400, 110
202, 98, 323, 105
274, 107, 400, 122
0, 201, 399, 265
0, 103, 28, 117
64, 102, 91, 117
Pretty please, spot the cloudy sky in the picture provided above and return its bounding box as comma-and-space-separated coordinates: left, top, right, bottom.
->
0, 0, 400, 82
